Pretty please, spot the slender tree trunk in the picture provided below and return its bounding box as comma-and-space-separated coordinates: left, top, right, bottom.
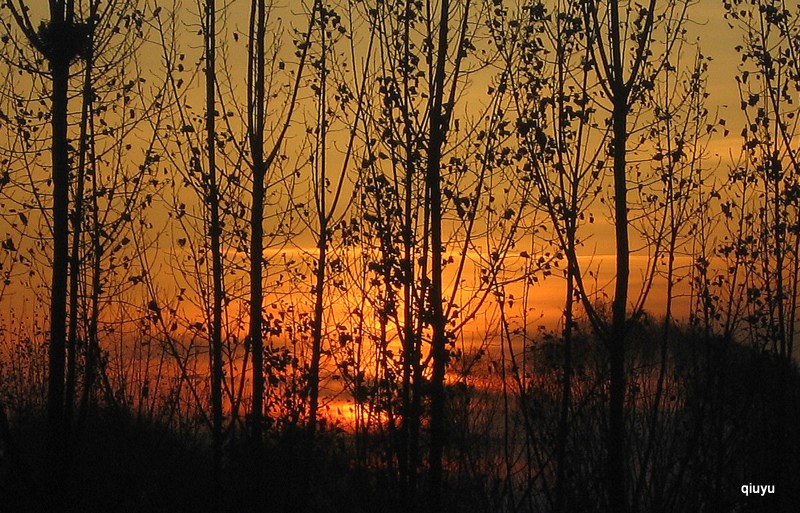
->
247, 0, 266, 447
78, 192, 103, 427
308, 228, 327, 435
66, 19, 96, 432
78, 88, 109, 425
308, 105, 328, 436
247, 0, 313, 444
47, 11, 73, 505
400, 157, 418, 506
426, 0, 450, 509
246, 5, 267, 510
400, 0, 420, 498
609, 79, 630, 513
308, 2, 328, 437
204, 0, 225, 504
608, 2, 629, 510
555, 270, 574, 513
554, 18, 579, 508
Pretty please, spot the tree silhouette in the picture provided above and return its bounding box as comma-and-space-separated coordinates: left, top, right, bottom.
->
0, 2, 799, 512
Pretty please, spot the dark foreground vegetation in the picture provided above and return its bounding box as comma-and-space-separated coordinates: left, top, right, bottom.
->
2, 321, 799, 513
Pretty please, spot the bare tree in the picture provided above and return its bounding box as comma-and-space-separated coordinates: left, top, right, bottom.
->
497, 0, 696, 510
3, 5, 85, 490
357, 0, 526, 508
722, 0, 800, 506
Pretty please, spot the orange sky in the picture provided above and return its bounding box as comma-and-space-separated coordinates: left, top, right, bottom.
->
0, 1, 765, 339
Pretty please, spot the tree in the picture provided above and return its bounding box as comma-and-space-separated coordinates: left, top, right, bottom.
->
242, 0, 312, 507
496, 0, 696, 510
358, 0, 525, 508
723, 0, 800, 358
1, 0, 162, 506
151, 0, 229, 498
722, 1, 800, 507
61, 1, 160, 432
200, 0, 225, 499
2, 1, 92, 507
577, 2, 694, 510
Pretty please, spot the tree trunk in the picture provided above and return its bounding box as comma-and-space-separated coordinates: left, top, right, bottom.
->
247, 0, 266, 448
66, 20, 96, 433
47, 24, 72, 510
204, 0, 225, 504
426, 0, 450, 509
608, 3, 629, 506
307, 0, 328, 438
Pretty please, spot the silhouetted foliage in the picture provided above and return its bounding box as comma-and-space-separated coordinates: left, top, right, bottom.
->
2, 1, 800, 512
